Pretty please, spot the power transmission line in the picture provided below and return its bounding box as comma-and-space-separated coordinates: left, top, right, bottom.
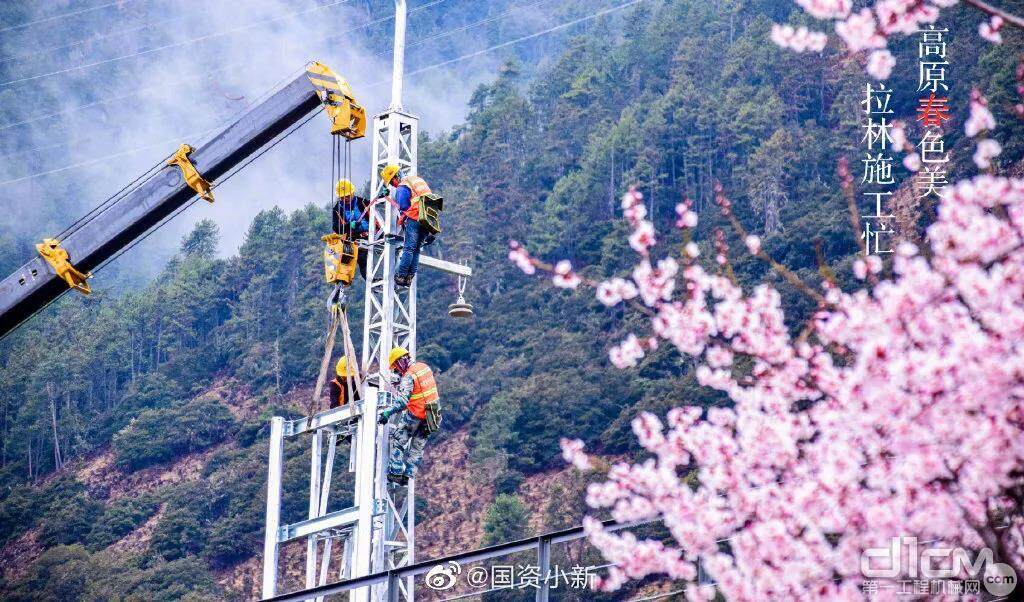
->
0, 0, 640, 187
0, 0, 544, 160
0, 128, 218, 188
370, 0, 556, 60
402, 0, 645, 78
0, 0, 142, 34
0, 0, 451, 133
0, 0, 354, 88
0, 1, 210, 65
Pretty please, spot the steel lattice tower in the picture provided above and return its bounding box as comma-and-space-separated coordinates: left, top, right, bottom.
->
261, 4, 471, 599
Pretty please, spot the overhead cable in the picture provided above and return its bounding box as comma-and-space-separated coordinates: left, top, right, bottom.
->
0, 0, 354, 88
0, 0, 141, 35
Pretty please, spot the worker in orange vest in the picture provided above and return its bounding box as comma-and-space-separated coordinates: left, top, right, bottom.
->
378, 347, 441, 485
328, 356, 361, 409
379, 164, 434, 287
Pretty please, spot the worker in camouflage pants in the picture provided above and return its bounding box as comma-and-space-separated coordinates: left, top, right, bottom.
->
378, 348, 440, 486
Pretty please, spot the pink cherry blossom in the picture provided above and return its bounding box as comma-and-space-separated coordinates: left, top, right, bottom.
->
865, 255, 882, 274
560, 438, 593, 471
874, 0, 939, 35
903, 152, 921, 171
973, 138, 1002, 169
597, 277, 639, 307
781, 0, 1000, 79
835, 9, 886, 52
676, 202, 699, 229
552, 260, 581, 289
866, 49, 896, 79
744, 235, 762, 255
889, 120, 909, 151
965, 89, 996, 137
980, 15, 1004, 44
609, 333, 645, 368
853, 258, 868, 279
515, 168, 1024, 599
796, 0, 852, 20
629, 220, 657, 255
633, 258, 678, 306
770, 24, 829, 53
621, 188, 646, 227
510, 7, 1024, 586
507, 240, 536, 275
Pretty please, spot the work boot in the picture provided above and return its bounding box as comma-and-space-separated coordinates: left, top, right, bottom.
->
387, 471, 407, 486
394, 275, 412, 288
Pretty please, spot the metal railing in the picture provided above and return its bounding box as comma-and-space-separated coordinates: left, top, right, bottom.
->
262, 517, 658, 602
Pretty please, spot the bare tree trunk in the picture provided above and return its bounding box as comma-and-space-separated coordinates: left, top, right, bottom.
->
273, 338, 282, 394
47, 383, 62, 470
671, 148, 677, 192
129, 330, 136, 386
2, 395, 8, 467
609, 147, 615, 218
50, 400, 62, 471
156, 319, 163, 365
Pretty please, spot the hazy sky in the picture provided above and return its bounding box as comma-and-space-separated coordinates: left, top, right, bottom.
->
0, 0, 557, 266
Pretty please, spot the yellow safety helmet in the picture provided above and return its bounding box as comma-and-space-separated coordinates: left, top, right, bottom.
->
336, 356, 356, 377
389, 347, 410, 368
380, 164, 401, 185
335, 178, 355, 198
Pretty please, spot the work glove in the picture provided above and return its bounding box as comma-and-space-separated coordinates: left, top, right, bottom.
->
377, 409, 393, 425
423, 233, 436, 246
375, 185, 390, 199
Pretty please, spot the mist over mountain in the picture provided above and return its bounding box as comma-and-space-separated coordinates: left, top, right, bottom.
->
1, 0, 1022, 599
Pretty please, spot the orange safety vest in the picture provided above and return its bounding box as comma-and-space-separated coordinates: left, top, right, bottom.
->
405, 361, 439, 420
398, 176, 432, 222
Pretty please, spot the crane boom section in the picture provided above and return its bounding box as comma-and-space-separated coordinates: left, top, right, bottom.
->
0, 64, 362, 338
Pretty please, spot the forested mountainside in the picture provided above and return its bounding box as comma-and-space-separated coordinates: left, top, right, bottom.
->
2, 0, 1023, 599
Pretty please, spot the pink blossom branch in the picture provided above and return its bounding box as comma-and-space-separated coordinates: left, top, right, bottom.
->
714, 182, 827, 305
964, 0, 1024, 30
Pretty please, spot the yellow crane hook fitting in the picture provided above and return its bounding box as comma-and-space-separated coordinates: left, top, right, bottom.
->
36, 238, 91, 295
167, 144, 214, 203
306, 62, 366, 140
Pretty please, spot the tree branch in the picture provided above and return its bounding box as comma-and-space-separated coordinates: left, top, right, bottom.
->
963, 0, 1024, 30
